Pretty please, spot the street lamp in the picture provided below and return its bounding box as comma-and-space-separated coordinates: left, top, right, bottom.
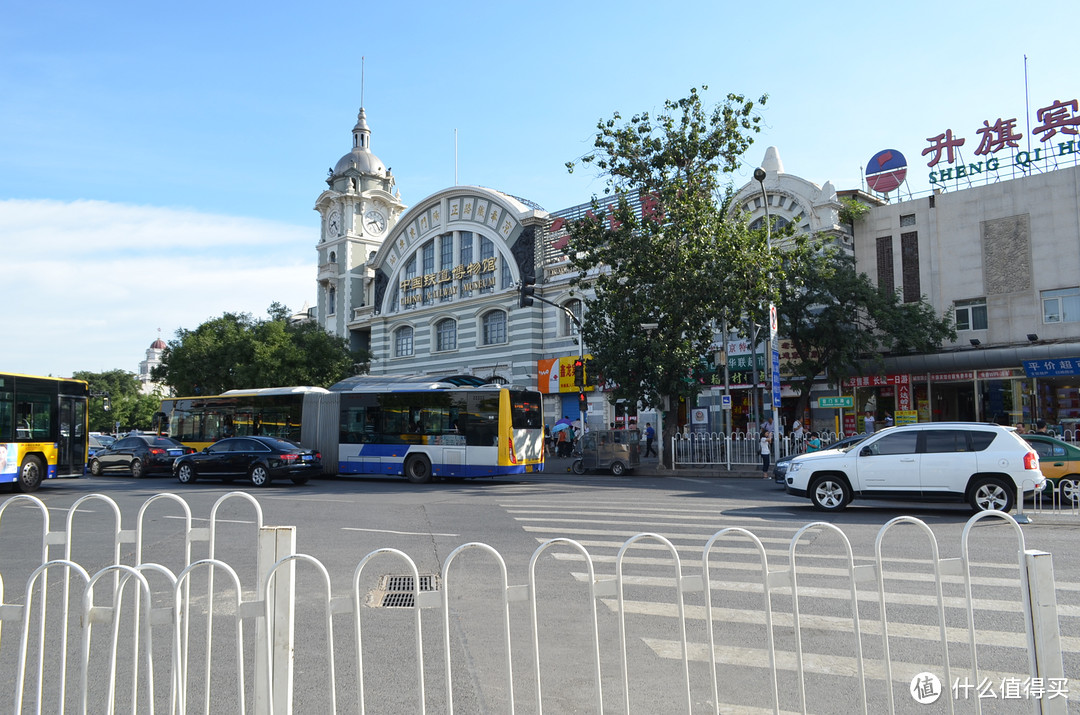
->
755, 168, 782, 461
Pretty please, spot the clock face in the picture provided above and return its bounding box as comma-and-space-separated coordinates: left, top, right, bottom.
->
328, 211, 341, 236
365, 209, 387, 234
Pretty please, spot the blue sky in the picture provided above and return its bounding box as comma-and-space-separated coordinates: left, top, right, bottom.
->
1, 0, 1076, 378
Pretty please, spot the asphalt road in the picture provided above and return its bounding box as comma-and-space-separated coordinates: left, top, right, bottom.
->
0, 463, 1077, 712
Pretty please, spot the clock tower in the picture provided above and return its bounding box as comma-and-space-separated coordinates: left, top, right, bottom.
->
314, 107, 405, 344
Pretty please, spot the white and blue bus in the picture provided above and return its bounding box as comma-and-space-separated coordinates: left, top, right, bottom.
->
156, 376, 545, 483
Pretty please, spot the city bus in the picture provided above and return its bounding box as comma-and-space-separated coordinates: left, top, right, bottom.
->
0, 372, 89, 492
156, 376, 545, 483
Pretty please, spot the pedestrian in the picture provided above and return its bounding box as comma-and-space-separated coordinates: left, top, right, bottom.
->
544, 424, 552, 455
864, 411, 875, 434
557, 426, 569, 457
1014, 423, 1028, 434
806, 432, 822, 453
1036, 419, 1052, 436
792, 419, 804, 450
884, 412, 894, 428
643, 423, 657, 457
760, 430, 772, 479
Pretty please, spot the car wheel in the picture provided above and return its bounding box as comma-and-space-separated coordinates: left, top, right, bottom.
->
969, 477, 1014, 513
404, 455, 432, 484
250, 465, 271, 487
176, 463, 196, 484
291, 476, 309, 485
16, 456, 44, 493
130, 459, 144, 479
610, 461, 626, 476
1058, 477, 1080, 504
572, 459, 586, 475
809, 475, 851, 511
89, 459, 103, 477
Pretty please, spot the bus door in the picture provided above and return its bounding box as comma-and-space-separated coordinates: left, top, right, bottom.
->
56, 395, 86, 477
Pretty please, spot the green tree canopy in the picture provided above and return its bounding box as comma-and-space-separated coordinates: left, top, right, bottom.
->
565, 86, 771, 465
777, 237, 955, 417
72, 369, 160, 433
152, 303, 367, 395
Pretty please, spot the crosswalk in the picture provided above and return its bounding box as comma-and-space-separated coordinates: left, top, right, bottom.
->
503, 497, 1080, 712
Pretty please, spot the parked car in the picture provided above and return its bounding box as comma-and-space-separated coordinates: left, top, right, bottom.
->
1022, 433, 1080, 502
89, 434, 195, 477
90, 432, 116, 448
173, 436, 322, 487
784, 422, 1044, 512
87, 433, 109, 457
773, 432, 872, 485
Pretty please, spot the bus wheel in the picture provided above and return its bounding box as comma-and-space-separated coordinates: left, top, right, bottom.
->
17, 456, 44, 492
404, 455, 432, 484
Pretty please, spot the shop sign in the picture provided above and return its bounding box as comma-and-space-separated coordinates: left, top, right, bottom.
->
895, 410, 919, 426
1022, 358, 1080, 378
843, 374, 910, 388
929, 371, 975, 382
536, 355, 596, 394
977, 368, 1025, 380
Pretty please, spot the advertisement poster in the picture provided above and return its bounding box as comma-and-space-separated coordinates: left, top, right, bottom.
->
0, 443, 16, 475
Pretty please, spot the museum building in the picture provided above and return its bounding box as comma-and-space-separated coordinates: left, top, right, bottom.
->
314, 104, 1080, 434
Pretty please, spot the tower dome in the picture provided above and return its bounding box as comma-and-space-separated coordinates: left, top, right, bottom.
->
330, 107, 387, 180
151, 338, 166, 350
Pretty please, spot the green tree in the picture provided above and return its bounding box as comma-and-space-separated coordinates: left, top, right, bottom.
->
72, 369, 160, 433
777, 237, 955, 418
565, 86, 770, 466
152, 304, 367, 395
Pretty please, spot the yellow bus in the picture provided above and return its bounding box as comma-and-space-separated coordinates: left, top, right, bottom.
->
0, 372, 89, 491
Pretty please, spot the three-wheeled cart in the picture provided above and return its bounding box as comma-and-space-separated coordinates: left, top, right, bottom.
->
571, 429, 641, 476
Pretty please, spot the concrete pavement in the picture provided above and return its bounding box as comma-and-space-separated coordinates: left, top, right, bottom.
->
541, 452, 766, 479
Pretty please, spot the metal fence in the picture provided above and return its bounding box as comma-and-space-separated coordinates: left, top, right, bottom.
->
0, 492, 1070, 713
672, 431, 851, 468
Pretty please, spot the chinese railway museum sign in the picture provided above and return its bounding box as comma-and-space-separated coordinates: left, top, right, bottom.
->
868, 95, 1080, 194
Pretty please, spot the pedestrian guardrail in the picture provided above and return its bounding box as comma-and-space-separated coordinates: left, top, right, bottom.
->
0, 493, 1069, 713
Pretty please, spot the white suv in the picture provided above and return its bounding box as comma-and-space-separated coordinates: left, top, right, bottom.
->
785, 422, 1045, 512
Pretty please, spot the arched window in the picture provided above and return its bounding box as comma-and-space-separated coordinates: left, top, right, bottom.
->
436, 319, 457, 352
482, 311, 507, 345
329, 251, 336, 264
394, 326, 414, 357
562, 299, 582, 336
328, 286, 336, 315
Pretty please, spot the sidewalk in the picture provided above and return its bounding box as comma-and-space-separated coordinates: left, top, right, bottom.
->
542, 453, 765, 479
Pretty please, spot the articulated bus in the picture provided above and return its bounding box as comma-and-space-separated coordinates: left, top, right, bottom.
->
155, 376, 545, 483
0, 372, 89, 492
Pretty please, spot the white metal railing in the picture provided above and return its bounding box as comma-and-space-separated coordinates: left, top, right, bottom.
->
672, 431, 853, 468
0, 493, 1070, 714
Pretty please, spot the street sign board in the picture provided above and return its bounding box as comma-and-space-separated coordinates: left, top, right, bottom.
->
721, 394, 732, 409
818, 396, 854, 408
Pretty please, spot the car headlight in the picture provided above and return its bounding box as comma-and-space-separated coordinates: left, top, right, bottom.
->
788, 462, 803, 473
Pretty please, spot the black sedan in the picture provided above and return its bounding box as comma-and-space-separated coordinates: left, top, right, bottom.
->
89, 434, 195, 478
173, 436, 322, 487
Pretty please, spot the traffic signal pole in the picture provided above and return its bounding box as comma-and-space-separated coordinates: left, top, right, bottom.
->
519, 279, 589, 439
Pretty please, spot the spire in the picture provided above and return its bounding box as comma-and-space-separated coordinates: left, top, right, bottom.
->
352, 107, 371, 152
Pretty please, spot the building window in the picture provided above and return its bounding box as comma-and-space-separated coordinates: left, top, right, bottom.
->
876, 236, 894, 295
954, 300, 988, 331
901, 232, 920, 303
900, 214, 916, 227
479, 237, 495, 294
459, 232, 474, 297
422, 240, 435, 306
563, 299, 582, 337
436, 319, 457, 352
394, 326, 414, 357
327, 286, 336, 315
440, 234, 454, 303
329, 251, 336, 263
1043, 287, 1080, 324
482, 311, 507, 345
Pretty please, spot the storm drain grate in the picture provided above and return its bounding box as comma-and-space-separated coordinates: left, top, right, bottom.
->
369, 573, 440, 608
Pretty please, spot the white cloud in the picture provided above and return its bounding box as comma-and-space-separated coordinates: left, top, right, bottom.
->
0, 199, 316, 378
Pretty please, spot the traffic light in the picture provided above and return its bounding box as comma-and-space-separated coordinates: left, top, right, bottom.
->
102, 395, 111, 412
573, 358, 585, 387
583, 357, 597, 386
578, 391, 588, 412
519, 273, 536, 308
